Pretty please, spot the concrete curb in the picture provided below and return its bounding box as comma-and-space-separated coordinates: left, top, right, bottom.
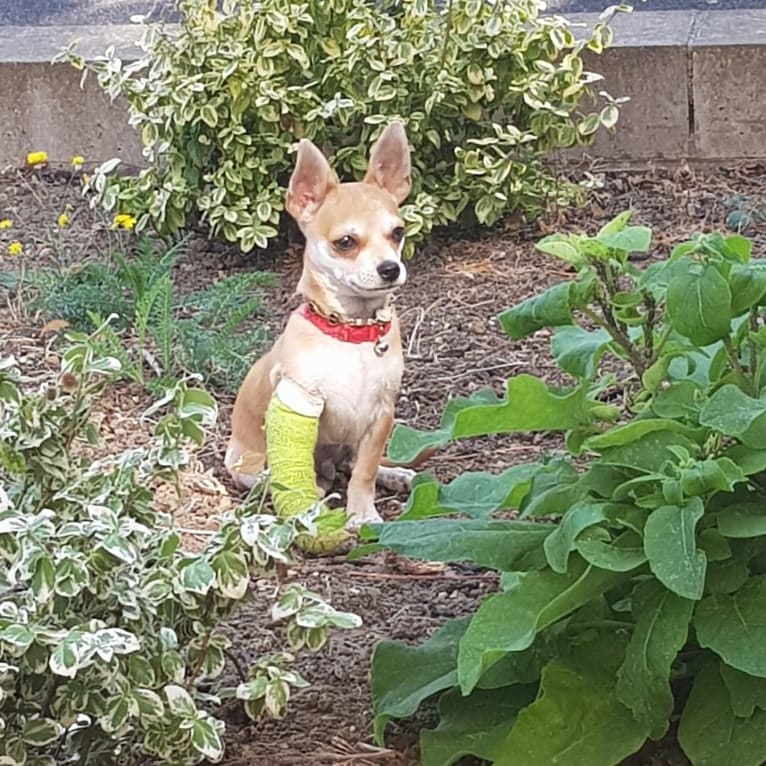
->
0, 12, 764, 165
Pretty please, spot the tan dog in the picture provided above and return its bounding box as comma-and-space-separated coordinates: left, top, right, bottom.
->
225, 122, 416, 529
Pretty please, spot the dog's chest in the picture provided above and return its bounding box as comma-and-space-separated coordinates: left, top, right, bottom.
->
316, 343, 402, 445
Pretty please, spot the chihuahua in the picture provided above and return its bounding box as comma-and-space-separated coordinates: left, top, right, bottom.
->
225, 122, 417, 528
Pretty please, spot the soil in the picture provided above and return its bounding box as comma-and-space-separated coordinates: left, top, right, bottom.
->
2, 160, 766, 765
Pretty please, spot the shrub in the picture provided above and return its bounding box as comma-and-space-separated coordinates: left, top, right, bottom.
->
59, 0, 627, 256
0, 322, 360, 765
365, 215, 766, 765
28, 236, 274, 393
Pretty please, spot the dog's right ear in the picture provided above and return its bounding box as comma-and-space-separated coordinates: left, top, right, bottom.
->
285, 140, 337, 224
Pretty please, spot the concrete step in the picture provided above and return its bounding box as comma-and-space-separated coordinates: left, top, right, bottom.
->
0, 10, 764, 166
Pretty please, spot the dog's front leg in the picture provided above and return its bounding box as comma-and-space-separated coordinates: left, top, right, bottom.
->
345, 410, 394, 530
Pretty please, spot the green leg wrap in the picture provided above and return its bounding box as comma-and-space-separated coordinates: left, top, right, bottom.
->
265, 396, 350, 554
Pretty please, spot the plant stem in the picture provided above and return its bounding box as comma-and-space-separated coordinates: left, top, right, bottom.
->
723, 336, 755, 395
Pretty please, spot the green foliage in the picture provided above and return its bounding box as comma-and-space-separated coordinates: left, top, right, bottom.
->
368, 213, 766, 765
0, 324, 359, 764
58, 0, 627, 256
28, 236, 274, 393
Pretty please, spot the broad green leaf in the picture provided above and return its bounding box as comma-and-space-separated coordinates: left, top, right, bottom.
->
498, 281, 574, 339
420, 685, 537, 766
550, 326, 611, 379
730, 264, 766, 315
543, 502, 607, 573
387, 389, 498, 464
496, 653, 649, 765
399, 463, 539, 520
575, 530, 648, 572
371, 617, 469, 743
368, 519, 552, 570
535, 234, 584, 266
695, 576, 766, 677
651, 380, 705, 420
598, 225, 652, 254
666, 261, 731, 346
718, 502, 766, 538
616, 581, 693, 737
679, 660, 766, 766
720, 663, 766, 717
721, 445, 766, 476
596, 430, 700, 474
457, 557, 633, 693
453, 376, 591, 438
700, 385, 766, 448
597, 210, 633, 238
584, 419, 703, 451
644, 499, 707, 600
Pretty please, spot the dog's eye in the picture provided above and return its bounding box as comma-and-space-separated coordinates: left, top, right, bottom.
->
391, 226, 405, 243
334, 235, 356, 252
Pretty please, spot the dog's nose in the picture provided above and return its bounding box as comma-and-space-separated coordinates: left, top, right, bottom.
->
377, 260, 401, 282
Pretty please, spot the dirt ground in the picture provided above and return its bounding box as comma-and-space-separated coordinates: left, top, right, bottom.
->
2, 161, 766, 765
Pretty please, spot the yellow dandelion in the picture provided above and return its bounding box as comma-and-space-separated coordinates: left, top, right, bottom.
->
25, 151, 48, 167
57, 212, 69, 228
112, 213, 136, 231
0, 219, 12, 230
71, 155, 85, 169
7, 241, 22, 257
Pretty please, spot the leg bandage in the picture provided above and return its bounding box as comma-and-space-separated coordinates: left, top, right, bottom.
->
265, 396, 350, 554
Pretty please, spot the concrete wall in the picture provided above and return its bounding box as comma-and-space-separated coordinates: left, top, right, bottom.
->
0, 12, 765, 165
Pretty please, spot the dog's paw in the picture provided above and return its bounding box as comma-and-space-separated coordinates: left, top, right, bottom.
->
375, 465, 416, 495
345, 508, 384, 531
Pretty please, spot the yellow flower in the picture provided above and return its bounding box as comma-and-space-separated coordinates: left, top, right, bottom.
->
7, 241, 22, 257
71, 155, 85, 169
57, 212, 69, 228
0, 219, 11, 230
112, 213, 136, 231
25, 151, 48, 167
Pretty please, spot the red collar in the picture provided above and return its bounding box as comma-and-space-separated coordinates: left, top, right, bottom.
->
298, 302, 391, 344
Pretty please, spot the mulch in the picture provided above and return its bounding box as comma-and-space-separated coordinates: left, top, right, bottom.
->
2, 160, 766, 765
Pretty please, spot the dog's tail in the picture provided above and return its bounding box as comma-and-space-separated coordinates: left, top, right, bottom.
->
380, 446, 437, 471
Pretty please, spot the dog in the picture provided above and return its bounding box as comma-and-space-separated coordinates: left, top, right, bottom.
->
225, 122, 419, 529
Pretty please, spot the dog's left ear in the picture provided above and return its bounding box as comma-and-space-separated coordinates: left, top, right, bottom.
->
363, 122, 411, 204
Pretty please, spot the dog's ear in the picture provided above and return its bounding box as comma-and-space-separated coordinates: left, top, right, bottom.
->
363, 122, 411, 204
286, 140, 337, 223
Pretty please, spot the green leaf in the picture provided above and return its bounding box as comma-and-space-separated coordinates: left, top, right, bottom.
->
598, 225, 652, 254
700, 385, 766, 448
679, 660, 766, 766
496, 651, 649, 765
420, 685, 537, 766
644, 499, 707, 600
584, 419, 703, 451
730, 264, 766, 315
575, 529, 648, 572
453, 376, 591, 438
399, 464, 539, 520
372, 617, 469, 744
666, 261, 731, 346
543, 502, 608, 573
498, 282, 575, 339
178, 558, 215, 595
535, 235, 584, 267
616, 580, 693, 737
720, 663, 766, 717
457, 557, 633, 693
22, 718, 63, 747
718, 502, 766, 538
369, 519, 552, 570
550, 326, 612, 379
695, 576, 766, 677
388, 377, 590, 462
190, 718, 224, 761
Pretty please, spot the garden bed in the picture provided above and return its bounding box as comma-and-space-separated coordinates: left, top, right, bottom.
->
2, 161, 766, 765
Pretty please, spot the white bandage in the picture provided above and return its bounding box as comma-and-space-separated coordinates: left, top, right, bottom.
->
274, 377, 324, 418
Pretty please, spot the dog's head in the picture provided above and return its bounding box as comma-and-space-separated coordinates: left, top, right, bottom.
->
285, 122, 411, 298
